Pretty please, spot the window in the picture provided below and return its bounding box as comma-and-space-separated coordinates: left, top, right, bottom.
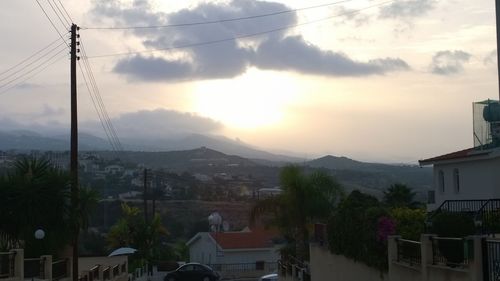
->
438, 170, 445, 193
453, 169, 460, 193
428, 190, 435, 204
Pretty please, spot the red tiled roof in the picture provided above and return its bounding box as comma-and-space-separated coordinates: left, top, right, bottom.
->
209, 228, 278, 249
419, 147, 490, 165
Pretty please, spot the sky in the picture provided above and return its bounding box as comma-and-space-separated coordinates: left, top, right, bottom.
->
0, 0, 498, 163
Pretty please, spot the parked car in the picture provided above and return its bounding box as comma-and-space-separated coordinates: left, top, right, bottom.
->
259, 273, 278, 281
163, 263, 220, 281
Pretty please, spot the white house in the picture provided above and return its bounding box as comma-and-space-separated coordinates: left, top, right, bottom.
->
419, 148, 500, 210
186, 228, 281, 266
104, 165, 124, 175
419, 100, 500, 211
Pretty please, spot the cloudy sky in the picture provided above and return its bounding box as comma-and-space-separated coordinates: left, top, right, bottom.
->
0, 0, 498, 162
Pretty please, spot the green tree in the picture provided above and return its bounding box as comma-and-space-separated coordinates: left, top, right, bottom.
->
107, 203, 169, 262
328, 190, 389, 271
0, 158, 98, 257
383, 183, 419, 208
0, 158, 70, 255
250, 165, 343, 261
389, 207, 426, 240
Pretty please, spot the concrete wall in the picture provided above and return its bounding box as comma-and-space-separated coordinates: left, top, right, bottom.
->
309, 243, 388, 281
428, 157, 500, 210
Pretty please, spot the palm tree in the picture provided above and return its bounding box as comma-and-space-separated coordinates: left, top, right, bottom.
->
250, 165, 343, 261
0, 158, 71, 255
383, 183, 419, 208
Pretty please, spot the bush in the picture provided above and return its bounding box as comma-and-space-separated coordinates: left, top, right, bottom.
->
431, 212, 475, 237
390, 207, 426, 240
328, 191, 390, 271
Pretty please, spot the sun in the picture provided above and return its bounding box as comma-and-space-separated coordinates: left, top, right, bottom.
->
192, 69, 300, 129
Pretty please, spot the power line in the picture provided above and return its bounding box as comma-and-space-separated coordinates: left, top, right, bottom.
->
50, 0, 71, 26
0, 53, 67, 96
87, 0, 395, 59
0, 40, 68, 83
79, 38, 124, 152
81, 0, 352, 30
0, 37, 63, 76
57, 0, 74, 23
34, 0, 69, 47
0, 45, 68, 90
46, 0, 70, 29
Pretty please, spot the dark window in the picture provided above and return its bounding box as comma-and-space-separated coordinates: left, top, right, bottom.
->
428, 190, 435, 204
438, 170, 445, 193
453, 169, 460, 193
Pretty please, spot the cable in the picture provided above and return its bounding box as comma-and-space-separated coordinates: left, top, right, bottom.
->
81, 43, 124, 151
34, 0, 69, 47
0, 45, 68, 90
82, 0, 352, 30
79, 38, 124, 152
87, 0, 395, 59
50, 0, 71, 26
78, 61, 119, 153
0, 37, 63, 76
0, 40, 68, 83
46, 0, 70, 29
57, 0, 74, 23
0, 53, 67, 96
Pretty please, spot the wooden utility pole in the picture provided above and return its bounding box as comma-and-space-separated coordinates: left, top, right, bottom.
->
143, 168, 149, 223
70, 23, 80, 281
496, 0, 500, 99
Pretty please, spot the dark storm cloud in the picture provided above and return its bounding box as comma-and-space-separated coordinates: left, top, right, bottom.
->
253, 35, 409, 76
91, 0, 411, 81
379, 0, 437, 19
429, 50, 471, 75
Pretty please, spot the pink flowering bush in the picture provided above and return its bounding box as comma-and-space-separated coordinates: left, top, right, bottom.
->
377, 216, 396, 243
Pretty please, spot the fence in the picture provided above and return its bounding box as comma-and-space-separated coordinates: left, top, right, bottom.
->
24, 257, 45, 279
396, 238, 421, 266
278, 257, 310, 281
52, 259, 68, 280
430, 237, 472, 268
102, 267, 110, 281
0, 252, 15, 279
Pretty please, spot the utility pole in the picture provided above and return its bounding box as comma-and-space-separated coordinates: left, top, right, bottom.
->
496, 0, 500, 99
143, 168, 149, 223
70, 23, 80, 281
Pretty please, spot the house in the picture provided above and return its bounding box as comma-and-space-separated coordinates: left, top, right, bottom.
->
104, 165, 124, 175
419, 100, 500, 211
186, 228, 281, 266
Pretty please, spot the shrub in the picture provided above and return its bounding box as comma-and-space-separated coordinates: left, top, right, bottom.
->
328, 191, 389, 271
431, 212, 475, 237
390, 207, 426, 240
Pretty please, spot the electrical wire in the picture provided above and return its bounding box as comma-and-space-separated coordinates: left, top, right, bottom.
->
0, 40, 68, 83
87, 0, 395, 59
34, 0, 69, 47
0, 53, 67, 96
50, 0, 71, 26
0, 37, 63, 77
57, 0, 74, 23
46, 0, 70, 29
0, 45, 68, 90
81, 0, 352, 30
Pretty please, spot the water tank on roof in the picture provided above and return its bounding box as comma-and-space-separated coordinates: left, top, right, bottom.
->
483, 102, 500, 122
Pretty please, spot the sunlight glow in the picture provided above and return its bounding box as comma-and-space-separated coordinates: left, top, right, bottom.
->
192, 69, 300, 129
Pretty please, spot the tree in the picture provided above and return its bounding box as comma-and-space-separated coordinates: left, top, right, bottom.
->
0, 158, 98, 257
250, 165, 343, 261
383, 183, 419, 209
0, 158, 70, 256
328, 190, 390, 271
107, 203, 169, 262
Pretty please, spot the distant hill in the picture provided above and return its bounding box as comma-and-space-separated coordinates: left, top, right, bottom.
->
306, 155, 432, 200
0, 130, 302, 162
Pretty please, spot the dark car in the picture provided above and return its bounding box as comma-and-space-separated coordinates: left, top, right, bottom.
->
164, 263, 220, 281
